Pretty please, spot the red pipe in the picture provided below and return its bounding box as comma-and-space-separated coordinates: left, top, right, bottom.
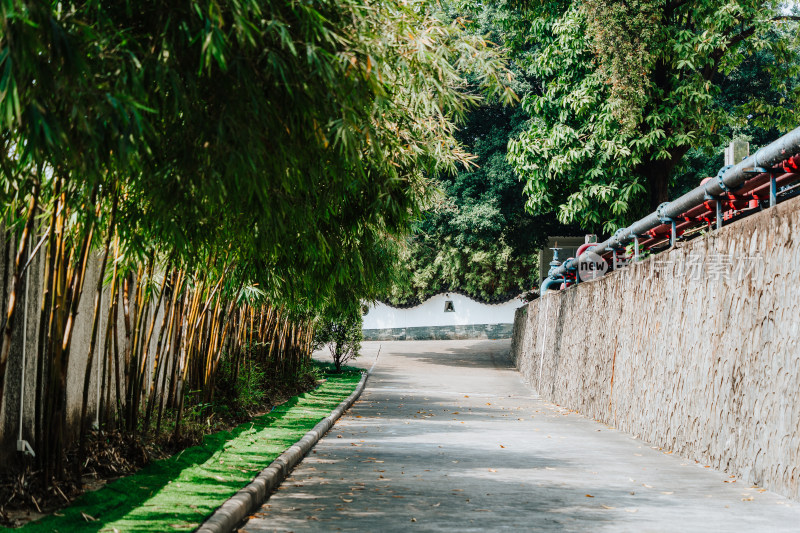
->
576, 242, 599, 257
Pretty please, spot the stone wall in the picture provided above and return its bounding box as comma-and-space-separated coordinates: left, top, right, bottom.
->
363, 323, 513, 341
511, 194, 800, 501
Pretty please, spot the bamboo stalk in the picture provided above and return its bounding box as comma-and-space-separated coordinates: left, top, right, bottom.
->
77, 195, 117, 473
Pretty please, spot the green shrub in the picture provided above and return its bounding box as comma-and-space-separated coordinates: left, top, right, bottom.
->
313, 306, 363, 373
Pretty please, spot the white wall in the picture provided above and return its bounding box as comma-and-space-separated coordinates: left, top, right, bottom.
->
363, 293, 522, 330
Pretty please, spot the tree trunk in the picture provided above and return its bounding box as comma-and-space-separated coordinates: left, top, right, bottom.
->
640, 145, 690, 211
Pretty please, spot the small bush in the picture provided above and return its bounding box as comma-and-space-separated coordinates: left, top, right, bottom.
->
314, 306, 363, 372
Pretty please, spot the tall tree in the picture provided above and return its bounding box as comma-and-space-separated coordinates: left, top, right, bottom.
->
506, 0, 800, 231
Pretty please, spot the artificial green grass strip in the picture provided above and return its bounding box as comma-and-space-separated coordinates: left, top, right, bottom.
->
7, 371, 361, 533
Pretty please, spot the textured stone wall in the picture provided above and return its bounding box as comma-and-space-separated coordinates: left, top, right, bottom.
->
511, 194, 800, 501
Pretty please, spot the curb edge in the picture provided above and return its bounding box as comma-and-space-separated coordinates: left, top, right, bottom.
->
196, 371, 369, 533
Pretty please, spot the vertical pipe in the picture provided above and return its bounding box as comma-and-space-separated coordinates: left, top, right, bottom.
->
633, 235, 640, 261
17, 234, 30, 446
95, 318, 101, 429
670, 220, 677, 247
716, 200, 723, 230
770, 175, 777, 207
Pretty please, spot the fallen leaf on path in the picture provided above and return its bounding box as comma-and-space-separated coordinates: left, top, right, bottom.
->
742, 496, 754, 501
625, 508, 638, 513
601, 505, 615, 509
488, 469, 497, 472
661, 491, 674, 495
585, 494, 594, 498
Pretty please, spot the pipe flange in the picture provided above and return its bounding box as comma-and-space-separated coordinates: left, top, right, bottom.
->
656, 202, 673, 223
716, 164, 742, 193
611, 228, 628, 247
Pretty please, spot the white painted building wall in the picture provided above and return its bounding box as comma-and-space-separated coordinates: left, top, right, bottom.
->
363, 293, 522, 330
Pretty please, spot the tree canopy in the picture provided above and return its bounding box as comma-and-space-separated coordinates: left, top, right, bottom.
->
0, 0, 515, 310
0, 0, 517, 482
505, 0, 800, 231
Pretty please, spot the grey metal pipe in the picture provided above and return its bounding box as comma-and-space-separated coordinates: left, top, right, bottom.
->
547, 125, 800, 281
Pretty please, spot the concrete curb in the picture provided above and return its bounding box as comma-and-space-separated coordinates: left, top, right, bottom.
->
196, 371, 369, 533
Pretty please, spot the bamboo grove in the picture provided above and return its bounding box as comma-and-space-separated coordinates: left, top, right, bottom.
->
0, 0, 515, 485
0, 173, 320, 482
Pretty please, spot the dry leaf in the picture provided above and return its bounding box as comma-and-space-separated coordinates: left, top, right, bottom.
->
585, 494, 594, 498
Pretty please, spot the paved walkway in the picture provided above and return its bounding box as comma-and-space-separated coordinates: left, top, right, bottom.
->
239, 340, 800, 532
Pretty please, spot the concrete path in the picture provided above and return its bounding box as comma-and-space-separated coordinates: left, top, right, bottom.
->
239, 340, 800, 532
